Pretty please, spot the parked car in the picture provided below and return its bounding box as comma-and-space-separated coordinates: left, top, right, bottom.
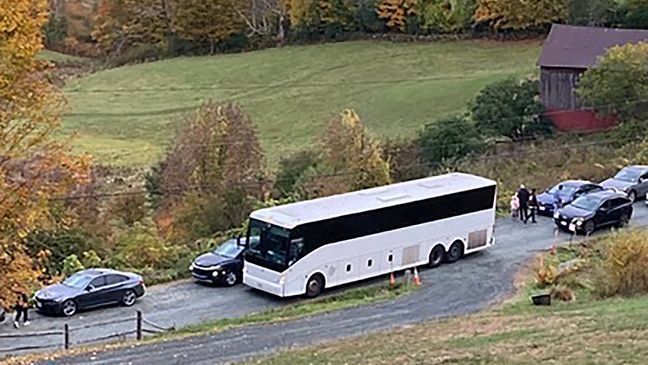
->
600, 165, 648, 202
554, 190, 633, 235
536, 180, 604, 215
190, 236, 259, 286
34, 269, 145, 317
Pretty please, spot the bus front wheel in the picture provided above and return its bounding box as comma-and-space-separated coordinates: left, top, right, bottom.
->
305, 274, 325, 298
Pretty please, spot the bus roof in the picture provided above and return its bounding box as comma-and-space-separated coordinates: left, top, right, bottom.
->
250, 173, 496, 229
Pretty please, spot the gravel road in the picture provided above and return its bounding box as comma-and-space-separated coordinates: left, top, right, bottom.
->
4, 204, 647, 364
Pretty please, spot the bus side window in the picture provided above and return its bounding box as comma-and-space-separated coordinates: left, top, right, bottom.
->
288, 238, 305, 266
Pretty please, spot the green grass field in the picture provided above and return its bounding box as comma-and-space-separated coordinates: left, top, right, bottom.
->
61, 40, 541, 167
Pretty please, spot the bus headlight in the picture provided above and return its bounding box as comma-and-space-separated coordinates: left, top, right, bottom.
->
212, 271, 219, 278
574, 218, 584, 226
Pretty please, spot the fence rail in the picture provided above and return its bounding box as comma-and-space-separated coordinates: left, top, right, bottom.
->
0, 311, 174, 355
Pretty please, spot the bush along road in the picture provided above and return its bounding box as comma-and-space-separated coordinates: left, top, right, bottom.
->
2, 205, 646, 364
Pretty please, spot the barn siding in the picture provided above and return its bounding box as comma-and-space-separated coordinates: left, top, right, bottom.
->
540, 67, 586, 110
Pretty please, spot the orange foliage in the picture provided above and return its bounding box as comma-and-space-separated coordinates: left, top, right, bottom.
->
0, 0, 91, 307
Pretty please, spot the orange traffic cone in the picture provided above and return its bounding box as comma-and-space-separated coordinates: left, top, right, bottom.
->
413, 267, 421, 286
389, 272, 396, 287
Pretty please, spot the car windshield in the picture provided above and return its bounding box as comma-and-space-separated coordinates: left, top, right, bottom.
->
62, 272, 93, 289
245, 219, 290, 271
548, 184, 578, 196
614, 168, 642, 182
571, 195, 601, 211
213, 239, 245, 258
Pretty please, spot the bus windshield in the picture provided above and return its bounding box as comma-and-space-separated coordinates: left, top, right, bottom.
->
246, 219, 291, 272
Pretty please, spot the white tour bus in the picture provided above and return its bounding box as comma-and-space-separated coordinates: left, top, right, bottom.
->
243, 172, 497, 298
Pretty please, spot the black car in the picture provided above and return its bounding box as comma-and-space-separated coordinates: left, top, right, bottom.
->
554, 190, 633, 235
536, 180, 604, 216
190, 236, 259, 286
34, 269, 145, 317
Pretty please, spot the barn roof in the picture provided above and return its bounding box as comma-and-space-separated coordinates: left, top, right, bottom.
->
538, 24, 648, 69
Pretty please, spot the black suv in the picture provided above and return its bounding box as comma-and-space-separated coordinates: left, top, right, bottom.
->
554, 190, 633, 235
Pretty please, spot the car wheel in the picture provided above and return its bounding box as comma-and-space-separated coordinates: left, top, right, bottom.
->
618, 212, 630, 228
583, 220, 596, 236
628, 190, 637, 203
446, 241, 464, 263
428, 245, 445, 268
121, 290, 137, 307
61, 300, 77, 317
223, 271, 237, 287
305, 274, 324, 298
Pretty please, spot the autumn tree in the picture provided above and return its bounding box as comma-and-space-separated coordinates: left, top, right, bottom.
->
578, 42, 648, 123
473, 0, 566, 31
298, 109, 391, 197
158, 101, 267, 243
171, 0, 246, 53
238, 0, 289, 41
419, 0, 476, 33
0, 0, 90, 307
92, 0, 170, 56
377, 0, 417, 32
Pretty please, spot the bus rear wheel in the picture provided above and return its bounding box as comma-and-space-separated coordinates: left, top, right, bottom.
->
446, 241, 464, 263
428, 245, 446, 268
305, 274, 325, 298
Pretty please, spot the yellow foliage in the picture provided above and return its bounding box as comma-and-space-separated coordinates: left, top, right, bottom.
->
377, 0, 417, 32
596, 230, 648, 298
474, 0, 565, 30
0, 0, 91, 307
301, 109, 391, 197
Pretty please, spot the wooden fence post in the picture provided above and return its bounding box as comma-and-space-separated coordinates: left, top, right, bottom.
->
64, 324, 69, 350
136, 311, 143, 341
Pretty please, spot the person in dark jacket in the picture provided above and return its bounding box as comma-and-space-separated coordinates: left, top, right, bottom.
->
13, 293, 30, 328
529, 188, 539, 224
517, 184, 530, 224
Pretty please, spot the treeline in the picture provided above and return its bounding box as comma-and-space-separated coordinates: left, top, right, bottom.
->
45, 0, 648, 61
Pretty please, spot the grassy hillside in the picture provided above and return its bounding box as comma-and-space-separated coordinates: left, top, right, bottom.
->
61, 40, 541, 166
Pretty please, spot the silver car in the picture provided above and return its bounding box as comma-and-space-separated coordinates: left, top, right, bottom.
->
601, 165, 648, 202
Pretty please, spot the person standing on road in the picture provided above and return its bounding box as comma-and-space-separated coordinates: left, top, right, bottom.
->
529, 188, 539, 224
510, 193, 520, 218
553, 185, 564, 212
13, 293, 30, 328
517, 185, 530, 224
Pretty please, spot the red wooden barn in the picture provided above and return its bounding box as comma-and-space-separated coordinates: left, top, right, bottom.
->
538, 24, 648, 131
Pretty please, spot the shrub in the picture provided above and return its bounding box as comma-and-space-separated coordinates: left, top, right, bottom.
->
62, 254, 85, 277
112, 219, 179, 269
356, 0, 385, 33
595, 230, 648, 298
535, 256, 558, 287
382, 137, 427, 182
25, 229, 97, 276
551, 285, 576, 302
274, 150, 320, 197
471, 78, 552, 141
417, 115, 484, 166
81, 250, 103, 268
44, 16, 69, 49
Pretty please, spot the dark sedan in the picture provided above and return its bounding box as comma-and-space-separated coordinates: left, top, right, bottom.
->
34, 269, 145, 317
190, 236, 259, 286
536, 180, 604, 216
553, 190, 633, 235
